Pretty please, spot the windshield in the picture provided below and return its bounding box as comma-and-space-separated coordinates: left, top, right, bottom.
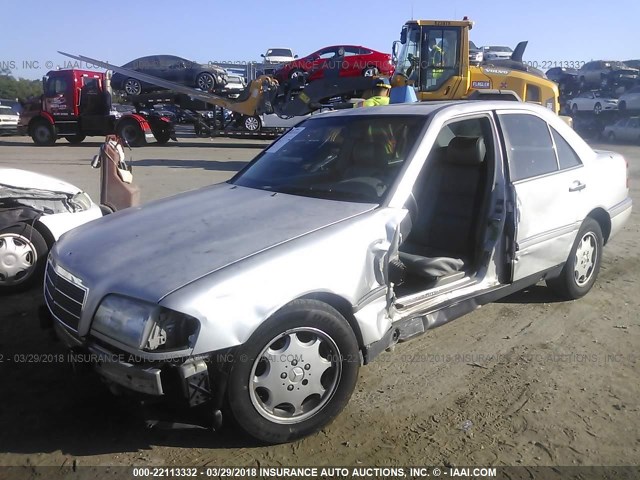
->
231, 115, 426, 204
485, 46, 512, 52
267, 49, 293, 57
395, 25, 421, 80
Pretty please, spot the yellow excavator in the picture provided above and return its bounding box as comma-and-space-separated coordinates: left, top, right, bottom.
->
59, 18, 559, 119
391, 19, 560, 113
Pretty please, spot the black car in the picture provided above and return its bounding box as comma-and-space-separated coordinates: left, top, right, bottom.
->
546, 67, 580, 95
111, 55, 228, 96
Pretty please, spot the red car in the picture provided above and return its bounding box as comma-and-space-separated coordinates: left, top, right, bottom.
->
273, 45, 393, 82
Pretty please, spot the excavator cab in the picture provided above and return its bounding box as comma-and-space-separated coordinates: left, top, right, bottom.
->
392, 20, 472, 100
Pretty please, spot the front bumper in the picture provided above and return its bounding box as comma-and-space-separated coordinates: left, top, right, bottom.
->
52, 318, 211, 403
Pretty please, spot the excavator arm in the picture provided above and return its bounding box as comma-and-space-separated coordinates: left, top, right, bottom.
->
59, 52, 380, 118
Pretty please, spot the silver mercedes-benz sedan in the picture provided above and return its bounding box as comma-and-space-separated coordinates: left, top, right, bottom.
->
44, 100, 631, 443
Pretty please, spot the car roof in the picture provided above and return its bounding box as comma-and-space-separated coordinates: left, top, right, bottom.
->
312, 100, 554, 119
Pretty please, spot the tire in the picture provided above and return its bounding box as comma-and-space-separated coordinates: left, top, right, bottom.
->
124, 78, 142, 96
65, 134, 86, 144
196, 72, 216, 92
153, 128, 171, 145
31, 120, 56, 146
546, 218, 603, 300
0, 224, 49, 293
226, 299, 360, 444
116, 119, 145, 147
243, 115, 261, 132
571, 103, 578, 115
608, 132, 616, 143
289, 69, 305, 80
618, 101, 626, 111
594, 102, 602, 115
362, 66, 379, 77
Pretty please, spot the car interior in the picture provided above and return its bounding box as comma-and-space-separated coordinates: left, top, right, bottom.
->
394, 116, 496, 299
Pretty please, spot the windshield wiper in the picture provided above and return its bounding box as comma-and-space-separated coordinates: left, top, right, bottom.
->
265, 184, 376, 203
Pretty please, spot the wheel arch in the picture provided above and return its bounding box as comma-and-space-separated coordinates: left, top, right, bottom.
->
587, 208, 611, 244
28, 113, 55, 135
297, 292, 365, 349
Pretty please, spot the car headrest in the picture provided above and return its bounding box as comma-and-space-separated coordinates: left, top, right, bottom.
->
446, 136, 486, 166
352, 140, 389, 167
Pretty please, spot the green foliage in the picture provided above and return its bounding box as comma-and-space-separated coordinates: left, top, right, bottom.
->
0, 69, 43, 101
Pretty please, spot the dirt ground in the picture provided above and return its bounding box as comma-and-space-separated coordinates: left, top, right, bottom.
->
0, 131, 638, 473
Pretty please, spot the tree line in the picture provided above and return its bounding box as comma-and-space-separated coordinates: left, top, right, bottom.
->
0, 68, 43, 101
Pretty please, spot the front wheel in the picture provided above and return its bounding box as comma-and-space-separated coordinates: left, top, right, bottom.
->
31, 120, 56, 146
0, 224, 49, 293
226, 299, 360, 444
124, 78, 142, 95
546, 218, 603, 300
362, 66, 379, 77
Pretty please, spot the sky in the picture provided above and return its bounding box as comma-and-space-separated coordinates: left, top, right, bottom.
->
2, 0, 638, 80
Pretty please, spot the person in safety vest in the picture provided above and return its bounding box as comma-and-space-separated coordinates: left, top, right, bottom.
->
428, 36, 445, 81
356, 79, 392, 107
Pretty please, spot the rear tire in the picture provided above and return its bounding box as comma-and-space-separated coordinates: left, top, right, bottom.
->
546, 218, 603, 300
65, 134, 86, 144
124, 78, 142, 96
0, 224, 49, 293
243, 115, 261, 132
196, 72, 216, 92
362, 66, 379, 77
226, 299, 360, 444
31, 120, 56, 146
116, 119, 145, 147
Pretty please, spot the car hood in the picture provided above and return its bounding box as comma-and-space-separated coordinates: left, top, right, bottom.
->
53, 183, 376, 301
0, 168, 82, 194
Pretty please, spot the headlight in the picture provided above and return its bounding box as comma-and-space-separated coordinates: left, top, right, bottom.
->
92, 295, 199, 352
70, 192, 93, 212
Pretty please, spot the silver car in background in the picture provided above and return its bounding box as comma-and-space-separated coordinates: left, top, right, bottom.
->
45, 101, 631, 444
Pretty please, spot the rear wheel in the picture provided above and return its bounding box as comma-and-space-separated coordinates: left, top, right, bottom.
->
226, 300, 360, 444
243, 115, 262, 132
594, 102, 602, 115
196, 72, 216, 92
65, 134, 86, 144
362, 66, 379, 77
116, 119, 145, 147
0, 224, 48, 293
124, 78, 142, 95
546, 218, 603, 300
153, 128, 171, 144
289, 69, 305, 80
31, 120, 56, 146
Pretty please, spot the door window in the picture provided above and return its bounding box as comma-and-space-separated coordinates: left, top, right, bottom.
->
499, 113, 558, 181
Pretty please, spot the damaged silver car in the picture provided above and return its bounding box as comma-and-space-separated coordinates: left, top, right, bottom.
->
44, 101, 632, 443
0, 169, 102, 292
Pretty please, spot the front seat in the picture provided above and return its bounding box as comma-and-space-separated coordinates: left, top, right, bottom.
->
399, 136, 487, 282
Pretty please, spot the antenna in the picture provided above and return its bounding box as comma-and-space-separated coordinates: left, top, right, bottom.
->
411, 1, 414, 20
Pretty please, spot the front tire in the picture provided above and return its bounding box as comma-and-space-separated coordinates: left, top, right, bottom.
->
31, 120, 56, 146
226, 299, 360, 444
546, 218, 603, 300
0, 224, 48, 293
362, 66, 379, 77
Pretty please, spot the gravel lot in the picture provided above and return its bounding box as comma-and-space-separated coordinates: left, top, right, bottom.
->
0, 129, 638, 474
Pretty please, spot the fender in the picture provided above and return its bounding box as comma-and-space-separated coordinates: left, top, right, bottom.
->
30, 111, 55, 126
117, 113, 152, 133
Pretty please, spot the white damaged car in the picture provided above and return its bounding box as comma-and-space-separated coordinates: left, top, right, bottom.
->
44, 101, 631, 443
0, 169, 102, 292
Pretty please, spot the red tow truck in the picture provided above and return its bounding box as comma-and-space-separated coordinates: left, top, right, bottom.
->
18, 69, 174, 147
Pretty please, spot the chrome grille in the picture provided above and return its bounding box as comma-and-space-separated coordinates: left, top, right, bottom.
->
44, 262, 87, 331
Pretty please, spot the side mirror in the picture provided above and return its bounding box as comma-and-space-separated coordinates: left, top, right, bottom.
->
294, 55, 299, 59
400, 27, 407, 45
260, 54, 265, 58
392, 41, 400, 63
